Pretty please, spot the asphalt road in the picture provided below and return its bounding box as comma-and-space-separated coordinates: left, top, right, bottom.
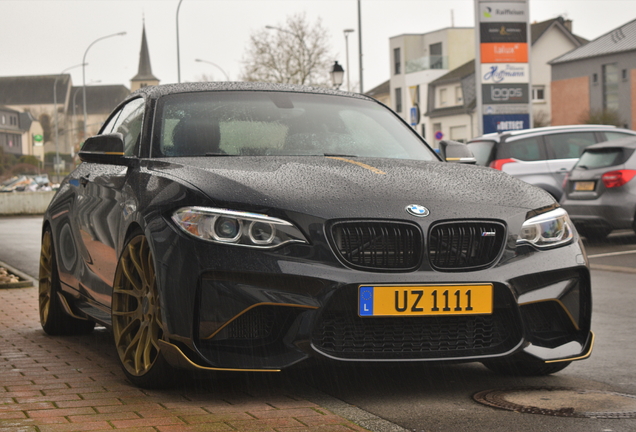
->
1, 215, 636, 432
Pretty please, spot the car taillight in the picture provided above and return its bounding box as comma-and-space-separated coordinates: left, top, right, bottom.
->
489, 158, 516, 170
601, 169, 636, 188
562, 173, 570, 189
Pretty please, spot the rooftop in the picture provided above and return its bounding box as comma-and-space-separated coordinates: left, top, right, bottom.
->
551, 17, 636, 64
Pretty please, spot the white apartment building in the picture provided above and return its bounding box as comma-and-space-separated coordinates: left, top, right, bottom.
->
389, 27, 475, 144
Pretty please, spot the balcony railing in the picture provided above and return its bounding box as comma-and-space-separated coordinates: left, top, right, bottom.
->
405, 55, 449, 74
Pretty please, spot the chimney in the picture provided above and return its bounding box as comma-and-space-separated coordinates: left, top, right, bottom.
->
563, 19, 572, 32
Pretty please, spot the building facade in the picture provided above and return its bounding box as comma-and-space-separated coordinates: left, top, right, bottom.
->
0, 22, 159, 166
389, 27, 475, 144
424, 17, 587, 143
551, 18, 636, 129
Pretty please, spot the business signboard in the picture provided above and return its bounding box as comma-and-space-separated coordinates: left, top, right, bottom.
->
483, 114, 530, 134
482, 83, 529, 104
475, 0, 531, 135
479, 22, 527, 43
483, 103, 530, 115
479, 2, 528, 22
481, 63, 529, 84
480, 42, 528, 63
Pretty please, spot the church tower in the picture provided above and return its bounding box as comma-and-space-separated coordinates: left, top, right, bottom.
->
130, 22, 159, 91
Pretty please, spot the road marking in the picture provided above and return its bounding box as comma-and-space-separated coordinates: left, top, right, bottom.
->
587, 250, 636, 259
590, 264, 636, 274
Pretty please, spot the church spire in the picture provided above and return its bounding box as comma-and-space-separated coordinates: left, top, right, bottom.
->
130, 22, 159, 91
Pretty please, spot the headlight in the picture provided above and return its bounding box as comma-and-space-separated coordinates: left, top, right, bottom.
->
172, 207, 308, 248
517, 208, 574, 249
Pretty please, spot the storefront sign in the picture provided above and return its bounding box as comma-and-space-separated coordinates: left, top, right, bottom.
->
479, 22, 527, 43
479, 2, 528, 22
481, 63, 529, 84
482, 83, 529, 104
483, 114, 530, 134
483, 104, 530, 115
480, 43, 528, 63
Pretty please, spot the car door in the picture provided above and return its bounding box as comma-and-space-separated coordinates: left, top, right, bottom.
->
544, 131, 597, 197
497, 135, 551, 186
74, 97, 145, 307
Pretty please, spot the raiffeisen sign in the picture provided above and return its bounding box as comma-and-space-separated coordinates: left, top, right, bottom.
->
479, 2, 527, 22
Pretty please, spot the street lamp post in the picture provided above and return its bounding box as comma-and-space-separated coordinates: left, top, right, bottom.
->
82, 31, 126, 141
330, 61, 344, 89
343, 29, 354, 91
176, 0, 184, 83
53, 63, 85, 182
72, 81, 99, 157
195, 58, 230, 81
357, 0, 363, 93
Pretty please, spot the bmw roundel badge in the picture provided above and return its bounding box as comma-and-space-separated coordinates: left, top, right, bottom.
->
405, 204, 430, 217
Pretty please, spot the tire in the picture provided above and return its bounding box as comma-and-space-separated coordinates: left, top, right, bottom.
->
482, 358, 571, 376
111, 234, 177, 389
39, 228, 95, 335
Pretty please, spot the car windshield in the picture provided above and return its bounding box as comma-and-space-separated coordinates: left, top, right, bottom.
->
153, 91, 437, 161
576, 148, 634, 169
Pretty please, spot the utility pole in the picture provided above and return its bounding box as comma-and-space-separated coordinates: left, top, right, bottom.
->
357, 0, 363, 93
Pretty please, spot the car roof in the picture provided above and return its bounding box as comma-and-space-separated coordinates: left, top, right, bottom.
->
127, 82, 370, 103
469, 124, 631, 143
584, 136, 636, 151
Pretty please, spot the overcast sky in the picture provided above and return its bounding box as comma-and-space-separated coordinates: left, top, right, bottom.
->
2, 0, 636, 93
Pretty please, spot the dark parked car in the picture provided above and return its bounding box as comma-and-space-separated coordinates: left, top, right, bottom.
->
39, 83, 593, 388
561, 136, 636, 240
468, 125, 636, 201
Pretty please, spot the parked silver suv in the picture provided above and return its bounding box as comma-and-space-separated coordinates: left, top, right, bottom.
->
561, 137, 636, 240
467, 125, 636, 201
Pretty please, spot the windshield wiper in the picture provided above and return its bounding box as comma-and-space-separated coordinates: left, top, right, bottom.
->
205, 152, 232, 156
576, 165, 588, 170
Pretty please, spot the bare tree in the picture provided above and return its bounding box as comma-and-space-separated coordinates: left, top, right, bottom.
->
240, 13, 334, 86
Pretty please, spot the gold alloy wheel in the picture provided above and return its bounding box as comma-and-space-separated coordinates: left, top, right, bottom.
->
38, 229, 53, 327
112, 235, 164, 377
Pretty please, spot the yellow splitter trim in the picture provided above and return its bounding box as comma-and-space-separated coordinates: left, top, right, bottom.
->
359, 284, 493, 317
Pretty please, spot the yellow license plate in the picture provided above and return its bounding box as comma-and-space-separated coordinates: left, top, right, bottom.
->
359, 284, 493, 317
574, 181, 595, 191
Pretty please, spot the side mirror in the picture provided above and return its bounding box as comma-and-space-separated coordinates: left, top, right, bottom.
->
79, 133, 132, 166
439, 140, 477, 164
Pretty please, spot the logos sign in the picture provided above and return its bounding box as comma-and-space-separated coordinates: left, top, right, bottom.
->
482, 84, 529, 104
481, 43, 528, 63
483, 104, 530, 115
479, 2, 527, 22
481, 63, 529, 84
483, 114, 530, 134
480, 22, 527, 43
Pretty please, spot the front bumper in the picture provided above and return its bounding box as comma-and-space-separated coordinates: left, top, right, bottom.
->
151, 218, 592, 371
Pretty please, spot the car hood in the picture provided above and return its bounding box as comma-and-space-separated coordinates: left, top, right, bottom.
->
148, 156, 554, 220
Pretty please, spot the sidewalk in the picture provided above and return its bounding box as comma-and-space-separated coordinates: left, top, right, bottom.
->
0, 283, 375, 432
